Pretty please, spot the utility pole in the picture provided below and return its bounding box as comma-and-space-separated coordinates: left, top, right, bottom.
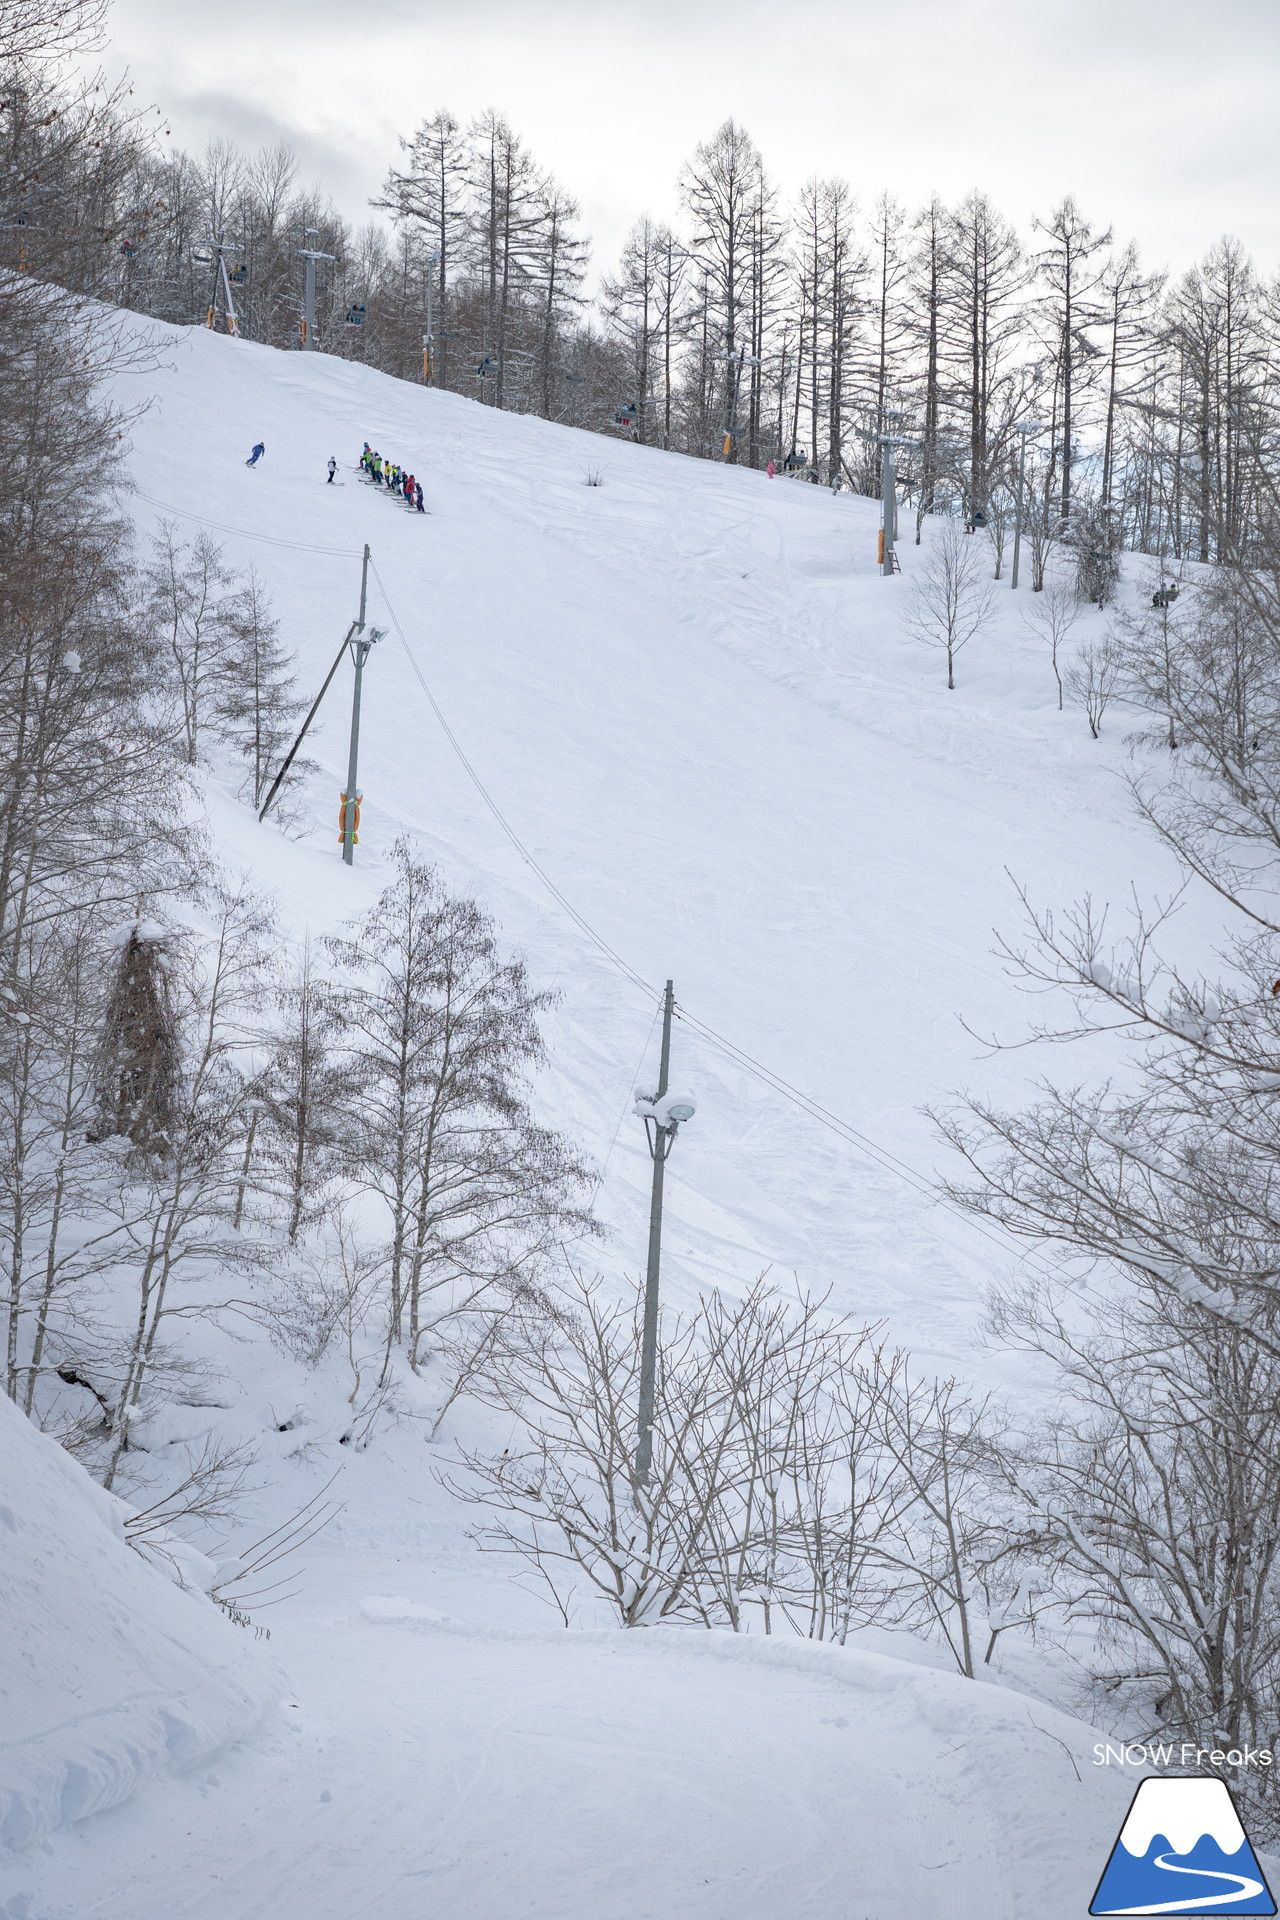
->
341, 545, 382, 865
1010, 421, 1043, 590
633, 982, 696, 1487
257, 545, 383, 841
298, 229, 336, 351
881, 431, 898, 574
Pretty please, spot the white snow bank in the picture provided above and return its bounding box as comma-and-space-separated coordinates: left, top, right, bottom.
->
360, 1593, 1101, 1756
360, 1594, 1121, 1766
0, 1392, 279, 1850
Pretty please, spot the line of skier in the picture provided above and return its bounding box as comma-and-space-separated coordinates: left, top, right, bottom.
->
360, 444, 424, 513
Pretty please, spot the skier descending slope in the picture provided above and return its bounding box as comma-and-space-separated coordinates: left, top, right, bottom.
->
327, 456, 337, 484
245, 441, 265, 467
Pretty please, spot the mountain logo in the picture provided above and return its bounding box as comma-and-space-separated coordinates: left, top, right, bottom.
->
1090, 1776, 1276, 1915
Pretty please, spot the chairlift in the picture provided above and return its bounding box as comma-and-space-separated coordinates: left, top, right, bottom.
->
613, 401, 637, 428
228, 264, 248, 286
782, 447, 806, 471
192, 248, 214, 266
475, 356, 499, 378
344, 303, 366, 327
119, 239, 138, 258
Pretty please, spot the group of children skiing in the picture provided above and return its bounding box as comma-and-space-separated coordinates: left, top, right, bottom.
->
242, 440, 425, 514
359, 444, 424, 512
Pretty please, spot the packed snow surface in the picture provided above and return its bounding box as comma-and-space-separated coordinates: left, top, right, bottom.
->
3, 315, 1224, 1915
4, 1599, 1137, 1920
0, 1388, 276, 1854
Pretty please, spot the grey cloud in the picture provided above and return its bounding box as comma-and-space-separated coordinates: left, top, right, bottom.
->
92, 0, 1280, 274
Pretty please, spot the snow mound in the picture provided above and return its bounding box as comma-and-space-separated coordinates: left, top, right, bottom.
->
0, 1391, 279, 1850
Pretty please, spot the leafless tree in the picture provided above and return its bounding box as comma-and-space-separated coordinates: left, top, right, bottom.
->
258, 943, 350, 1243
451, 1274, 1005, 1661
985, 1270, 1280, 1832
326, 843, 595, 1379
142, 526, 240, 766
1023, 575, 1082, 710
94, 889, 276, 1488
1067, 639, 1122, 737
905, 517, 996, 689
1, 0, 106, 60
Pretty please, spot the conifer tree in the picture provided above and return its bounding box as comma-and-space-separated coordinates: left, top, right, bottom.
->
89, 921, 179, 1157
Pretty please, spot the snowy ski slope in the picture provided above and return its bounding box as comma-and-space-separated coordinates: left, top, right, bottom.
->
113, 316, 1199, 1375
1, 315, 1222, 1919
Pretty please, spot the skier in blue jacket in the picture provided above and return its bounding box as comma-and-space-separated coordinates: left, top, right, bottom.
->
245, 442, 265, 467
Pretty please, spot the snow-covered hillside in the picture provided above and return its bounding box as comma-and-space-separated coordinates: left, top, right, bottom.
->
3, 316, 1215, 1918
0, 1385, 276, 1854
113, 317, 1193, 1372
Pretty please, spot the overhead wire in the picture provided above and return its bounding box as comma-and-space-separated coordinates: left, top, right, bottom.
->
365, 557, 1058, 1282
368, 556, 655, 1001
116, 488, 1055, 1279
129, 489, 363, 559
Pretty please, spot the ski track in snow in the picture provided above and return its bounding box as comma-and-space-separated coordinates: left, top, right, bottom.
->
5, 1611, 1126, 1920
2, 316, 1237, 1917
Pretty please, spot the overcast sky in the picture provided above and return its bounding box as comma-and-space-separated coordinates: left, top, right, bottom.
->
94, 0, 1280, 282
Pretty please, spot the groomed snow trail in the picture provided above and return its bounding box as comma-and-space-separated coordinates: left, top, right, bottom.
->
4, 1607, 1127, 1920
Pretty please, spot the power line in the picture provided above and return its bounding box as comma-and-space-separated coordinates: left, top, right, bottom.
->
117, 489, 1054, 1280
368, 557, 655, 1001
129, 489, 363, 559
365, 559, 1057, 1282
